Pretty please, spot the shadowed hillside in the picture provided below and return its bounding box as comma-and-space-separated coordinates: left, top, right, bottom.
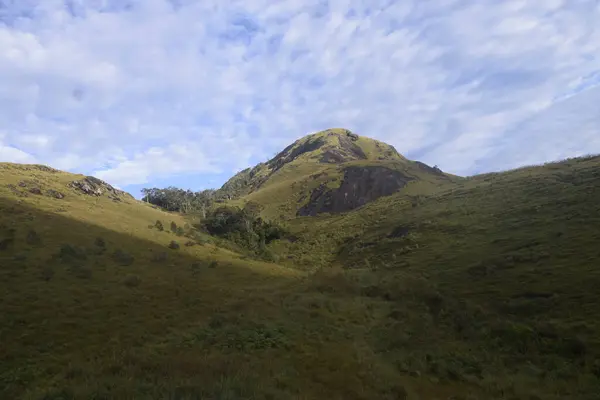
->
1, 138, 600, 399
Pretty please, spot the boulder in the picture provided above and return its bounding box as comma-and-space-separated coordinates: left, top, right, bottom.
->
68, 176, 133, 200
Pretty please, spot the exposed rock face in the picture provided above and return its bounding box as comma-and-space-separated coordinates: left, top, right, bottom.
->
267, 137, 327, 172
297, 166, 414, 216
69, 176, 133, 201
46, 189, 65, 199
319, 134, 367, 163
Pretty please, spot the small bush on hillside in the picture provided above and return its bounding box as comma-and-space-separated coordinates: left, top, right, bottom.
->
111, 249, 134, 266
70, 265, 92, 279
94, 237, 106, 248
261, 249, 280, 263
123, 274, 141, 288
13, 254, 27, 262
184, 240, 195, 247
190, 262, 201, 275
0, 237, 15, 250
89, 237, 107, 255
168, 240, 180, 250
155, 220, 164, 231
194, 235, 212, 246
170, 221, 177, 233
208, 259, 218, 268
26, 230, 42, 246
41, 266, 55, 281
176, 226, 185, 236
57, 244, 88, 263
151, 251, 168, 263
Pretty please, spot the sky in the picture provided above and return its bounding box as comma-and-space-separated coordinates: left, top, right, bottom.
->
1, 0, 600, 197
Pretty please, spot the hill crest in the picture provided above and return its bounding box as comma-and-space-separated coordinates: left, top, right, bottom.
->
216, 128, 455, 218
217, 128, 410, 199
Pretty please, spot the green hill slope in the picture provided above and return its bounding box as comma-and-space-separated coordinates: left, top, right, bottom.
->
2, 146, 600, 399
269, 154, 600, 398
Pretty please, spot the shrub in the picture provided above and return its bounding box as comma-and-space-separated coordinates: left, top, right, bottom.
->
155, 220, 164, 231
0, 237, 15, 250
208, 259, 218, 268
70, 266, 92, 279
191, 262, 201, 275
123, 275, 141, 287
176, 226, 185, 236
168, 240, 180, 250
184, 240, 195, 247
41, 266, 55, 281
94, 237, 106, 248
151, 251, 168, 262
26, 230, 42, 246
91, 237, 107, 255
111, 249, 134, 266
170, 221, 177, 233
57, 244, 88, 263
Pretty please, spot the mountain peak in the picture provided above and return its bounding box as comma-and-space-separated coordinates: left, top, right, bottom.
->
267, 128, 404, 170
216, 129, 411, 202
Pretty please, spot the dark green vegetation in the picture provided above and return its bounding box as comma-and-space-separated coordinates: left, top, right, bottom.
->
1, 129, 600, 399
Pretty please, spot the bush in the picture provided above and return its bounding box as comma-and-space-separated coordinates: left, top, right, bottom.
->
151, 251, 168, 262
94, 237, 106, 248
57, 244, 88, 263
123, 275, 141, 288
70, 265, 92, 279
0, 237, 14, 250
170, 221, 177, 233
168, 240, 180, 250
26, 230, 42, 246
191, 262, 201, 275
90, 237, 107, 255
184, 240, 195, 247
176, 226, 185, 236
111, 249, 134, 266
41, 266, 55, 281
155, 220, 164, 231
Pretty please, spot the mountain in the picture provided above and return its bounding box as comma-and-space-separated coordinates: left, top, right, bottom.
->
2, 134, 600, 399
218, 128, 459, 218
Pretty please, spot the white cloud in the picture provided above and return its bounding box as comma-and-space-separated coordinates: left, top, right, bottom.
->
0, 0, 599, 189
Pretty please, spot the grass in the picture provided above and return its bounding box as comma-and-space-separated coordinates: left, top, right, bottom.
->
269, 154, 600, 398
1, 151, 600, 399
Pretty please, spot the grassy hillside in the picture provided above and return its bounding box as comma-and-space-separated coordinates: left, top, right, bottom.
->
269, 154, 600, 398
2, 148, 600, 399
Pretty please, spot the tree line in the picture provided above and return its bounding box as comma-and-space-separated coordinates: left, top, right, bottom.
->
140, 187, 221, 216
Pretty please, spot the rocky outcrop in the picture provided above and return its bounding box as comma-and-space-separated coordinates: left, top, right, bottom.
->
319, 134, 367, 163
268, 137, 327, 172
69, 176, 133, 201
297, 166, 414, 216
